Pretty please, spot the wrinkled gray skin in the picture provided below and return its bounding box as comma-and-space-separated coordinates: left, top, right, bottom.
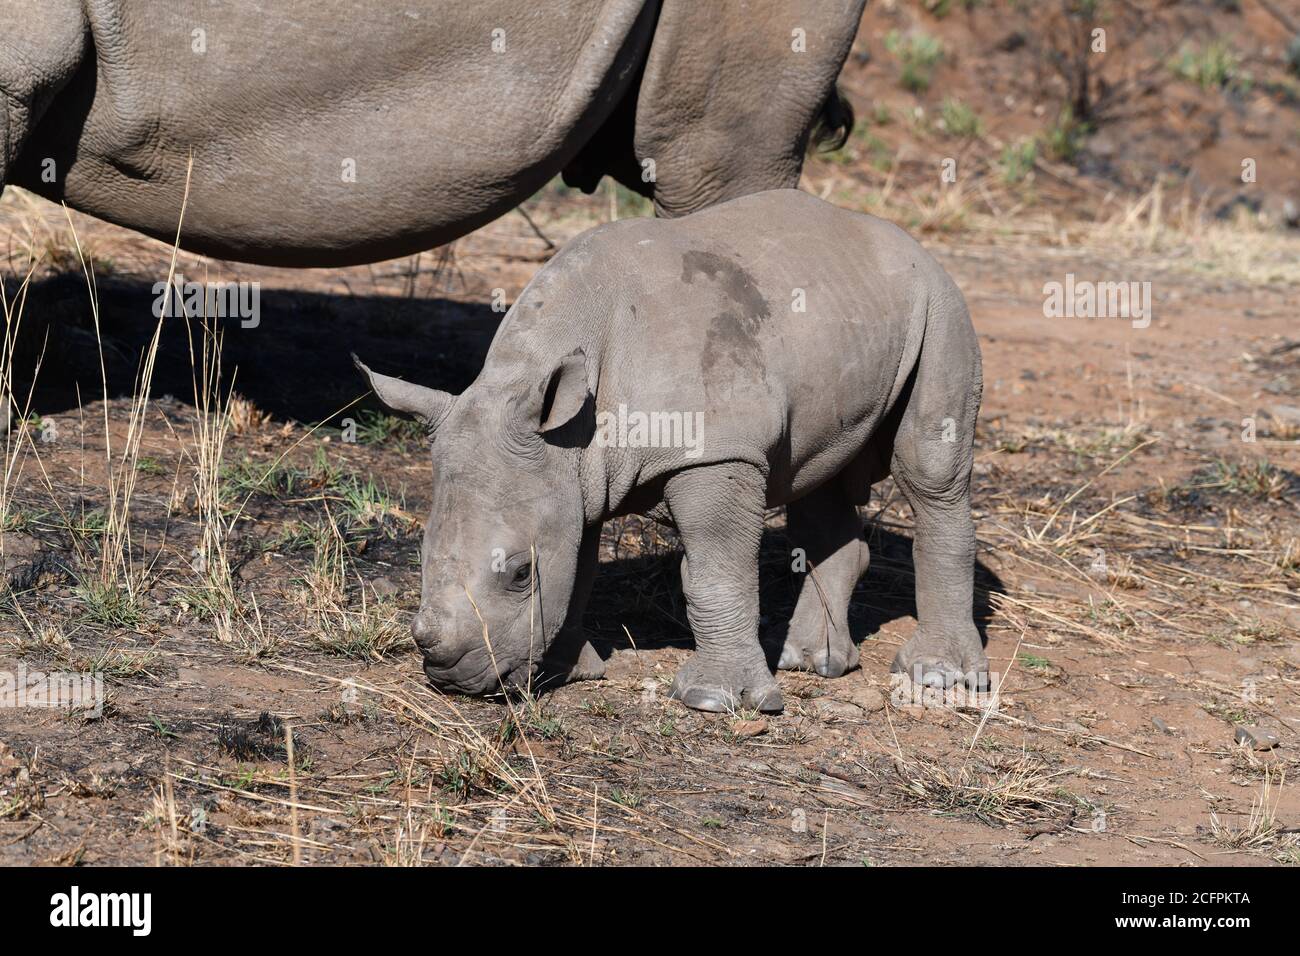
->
356, 189, 986, 712
3, 0, 863, 266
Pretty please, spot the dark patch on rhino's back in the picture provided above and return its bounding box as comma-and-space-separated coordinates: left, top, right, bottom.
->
680, 250, 771, 322
701, 310, 767, 387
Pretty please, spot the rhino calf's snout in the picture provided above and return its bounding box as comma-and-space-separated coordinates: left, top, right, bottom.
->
410, 608, 464, 664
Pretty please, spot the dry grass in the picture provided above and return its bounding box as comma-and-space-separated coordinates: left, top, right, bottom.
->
227, 394, 271, 436
60, 201, 171, 620
1210, 770, 1300, 862
185, 314, 241, 643
893, 750, 1077, 827
0, 258, 45, 548
806, 160, 1300, 286
0, 92, 1295, 867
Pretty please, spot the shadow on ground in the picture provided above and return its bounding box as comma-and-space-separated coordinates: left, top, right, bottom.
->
13, 269, 1005, 678
584, 520, 1005, 671
10, 272, 501, 423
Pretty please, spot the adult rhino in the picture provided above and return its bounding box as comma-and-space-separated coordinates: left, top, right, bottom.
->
3, 0, 864, 266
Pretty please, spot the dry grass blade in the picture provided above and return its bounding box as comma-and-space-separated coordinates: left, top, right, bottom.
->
894, 750, 1076, 827
1209, 769, 1299, 861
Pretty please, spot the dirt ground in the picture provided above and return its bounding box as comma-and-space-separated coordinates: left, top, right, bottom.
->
2, 0, 1299, 866
1, 180, 1296, 866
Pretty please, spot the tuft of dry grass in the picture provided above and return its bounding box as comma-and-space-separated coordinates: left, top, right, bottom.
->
0, 258, 46, 556
146, 768, 193, 866
227, 394, 271, 436
892, 750, 1076, 827
61, 202, 168, 620
186, 315, 238, 630
1209, 770, 1299, 862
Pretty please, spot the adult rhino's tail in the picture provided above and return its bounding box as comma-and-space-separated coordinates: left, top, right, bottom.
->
809, 85, 855, 153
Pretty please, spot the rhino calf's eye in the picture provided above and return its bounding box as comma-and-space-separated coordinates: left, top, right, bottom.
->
510, 563, 533, 589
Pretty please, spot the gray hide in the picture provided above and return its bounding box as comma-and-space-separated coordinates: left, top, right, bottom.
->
3, 0, 864, 266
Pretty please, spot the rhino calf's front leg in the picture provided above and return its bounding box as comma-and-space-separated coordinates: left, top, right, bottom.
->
535, 524, 606, 688
663, 462, 783, 713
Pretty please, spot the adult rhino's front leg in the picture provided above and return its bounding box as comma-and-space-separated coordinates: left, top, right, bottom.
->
663, 462, 783, 714
0, 1, 89, 195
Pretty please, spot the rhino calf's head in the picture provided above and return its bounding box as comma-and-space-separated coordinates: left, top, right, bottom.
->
353, 350, 592, 695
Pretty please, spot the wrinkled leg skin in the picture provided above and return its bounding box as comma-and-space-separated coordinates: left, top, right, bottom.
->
777, 481, 869, 677
535, 524, 606, 689
889, 300, 989, 691
664, 462, 783, 713
1, 2, 90, 196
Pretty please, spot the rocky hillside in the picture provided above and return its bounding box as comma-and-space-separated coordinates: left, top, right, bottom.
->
818, 0, 1300, 229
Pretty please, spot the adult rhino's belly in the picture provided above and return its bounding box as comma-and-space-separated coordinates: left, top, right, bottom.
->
52, 129, 554, 267
46, 99, 578, 266
25, 0, 654, 266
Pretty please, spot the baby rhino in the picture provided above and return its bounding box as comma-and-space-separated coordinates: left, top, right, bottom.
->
356, 188, 985, 712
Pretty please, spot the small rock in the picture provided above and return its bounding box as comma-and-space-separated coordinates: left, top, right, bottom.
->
731, 719, 768, 738
1267, 404, 1300, 427
853, 687, 886, 713
928, 707, 958, 727
1, 532, 38, 571
1234, 726, 1280, 751
815, 699, 864, 721
370, 576, 400, 598
1151, 716, 1173, 735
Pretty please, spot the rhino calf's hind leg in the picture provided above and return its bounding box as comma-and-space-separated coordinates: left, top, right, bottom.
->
888, 312, 987, 690
665, 462, 783, 714
777, 481, 868, 677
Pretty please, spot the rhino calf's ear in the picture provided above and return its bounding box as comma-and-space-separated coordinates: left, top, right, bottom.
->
352, 353, 453, 425
534, 348, 591, 434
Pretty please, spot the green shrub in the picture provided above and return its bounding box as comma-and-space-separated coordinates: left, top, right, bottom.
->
999, 138, 1038, 183
1044, 106, 1089, 163
885, 30, 944, 93
939, 98, 983, 138
1170, 40, 1244, 91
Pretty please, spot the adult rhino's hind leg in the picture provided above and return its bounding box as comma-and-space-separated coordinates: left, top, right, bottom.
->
777, 481, 869, 678
664, 462, 782, 714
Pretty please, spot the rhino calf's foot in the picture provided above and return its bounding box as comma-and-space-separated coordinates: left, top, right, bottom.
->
665, 462, 782, 714
779, 633, 859, 679
777, 481, 869, 677
533, 629, 606, 690
561, 638, 607, 683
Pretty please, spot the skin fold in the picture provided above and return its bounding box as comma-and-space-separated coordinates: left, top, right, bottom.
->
357, 188, 987, 713
2, 0, 863, 266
